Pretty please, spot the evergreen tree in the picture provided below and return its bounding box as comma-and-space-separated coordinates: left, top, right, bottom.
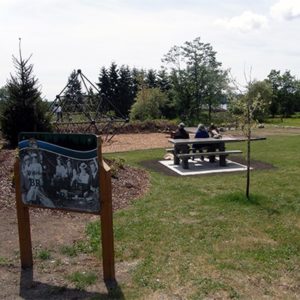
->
157, 68, 176, 119
64, 70, 82, 112
108, 62, 119, 113
117, 65, 135, 116
97, 66, 111, 113
157, 69, 171, 92
0, 86, 9, 102
131, 67, 145, 96
0, 86, 9, 116
1, 50, 51, 146
145, 69, 157, 88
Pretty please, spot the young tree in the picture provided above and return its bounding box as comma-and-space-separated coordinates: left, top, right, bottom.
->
230, 79, 272, 198
1, 47, 51, 146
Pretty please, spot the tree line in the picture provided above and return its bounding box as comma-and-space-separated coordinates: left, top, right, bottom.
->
1, 36, 300, 146
62, 37, 300, 123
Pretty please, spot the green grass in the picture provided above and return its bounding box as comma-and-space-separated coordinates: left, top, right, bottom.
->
66, 271, 97, 290
0, 256, 10, 266
87, 135, 300, 299
60, 240, 92, 257
36, 249, 51, 260
266, 115, 300, 127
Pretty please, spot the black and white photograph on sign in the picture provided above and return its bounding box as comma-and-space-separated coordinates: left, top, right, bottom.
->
18, 134, 100, 213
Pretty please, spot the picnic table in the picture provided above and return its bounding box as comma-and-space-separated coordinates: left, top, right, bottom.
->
168, 136, 266, 169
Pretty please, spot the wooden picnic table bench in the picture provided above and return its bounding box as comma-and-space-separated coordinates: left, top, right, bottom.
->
168, 136, 266, 169
176, 150, 243, 169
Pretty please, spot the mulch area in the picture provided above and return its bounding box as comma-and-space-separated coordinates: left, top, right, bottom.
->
0, 147, 149, 214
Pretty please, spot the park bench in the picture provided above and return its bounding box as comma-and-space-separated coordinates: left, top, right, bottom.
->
176, 150, 242, 169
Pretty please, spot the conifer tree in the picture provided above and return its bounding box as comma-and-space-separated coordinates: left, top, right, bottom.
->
1, 44, 51, 146
97, 66, 111, 112
117, 65, 135, 116
64, 70, 82, 112
145, 69, 157, 88
108, 62, 119, 112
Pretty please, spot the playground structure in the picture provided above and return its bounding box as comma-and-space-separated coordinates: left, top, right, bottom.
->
49, 69, 128, 142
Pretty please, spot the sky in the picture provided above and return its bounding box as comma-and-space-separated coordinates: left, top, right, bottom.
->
1, 0, 300, 100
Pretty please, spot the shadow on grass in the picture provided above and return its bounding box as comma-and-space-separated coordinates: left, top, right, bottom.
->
20, 268, 125, 300
213, 192, 280, 216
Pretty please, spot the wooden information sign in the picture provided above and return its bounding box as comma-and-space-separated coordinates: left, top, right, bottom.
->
15, 132, 115, 282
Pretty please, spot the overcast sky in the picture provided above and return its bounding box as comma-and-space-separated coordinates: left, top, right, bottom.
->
1, 0, 300, 100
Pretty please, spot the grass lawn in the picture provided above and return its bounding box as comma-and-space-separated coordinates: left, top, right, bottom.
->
87, 135, 300, 299
266, 115, 300, 127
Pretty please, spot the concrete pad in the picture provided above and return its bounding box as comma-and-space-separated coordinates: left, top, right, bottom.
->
159, 158, 250, 176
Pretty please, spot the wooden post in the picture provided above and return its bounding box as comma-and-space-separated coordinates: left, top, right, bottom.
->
98, 137, 115, 282
14, 159, 33, 268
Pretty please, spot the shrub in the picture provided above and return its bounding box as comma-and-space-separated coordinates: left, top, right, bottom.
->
130, 88, 168, 121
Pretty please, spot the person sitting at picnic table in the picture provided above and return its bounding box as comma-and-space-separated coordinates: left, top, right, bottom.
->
193, 124, 215, 161
173, 122, 190, 154
208, 123, 222, 139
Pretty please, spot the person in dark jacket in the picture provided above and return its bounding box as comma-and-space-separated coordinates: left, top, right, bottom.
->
195, 124, 209, 139
173, 122, 190, 154
174, 122, 189, 139
193, 124, 213, 161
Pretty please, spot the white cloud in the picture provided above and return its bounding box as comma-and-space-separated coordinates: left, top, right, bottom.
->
215, 11, 268, 32
270, 0, 300, 20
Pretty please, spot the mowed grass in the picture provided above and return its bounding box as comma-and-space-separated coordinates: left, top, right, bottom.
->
87, 135, 300, 299
266, 115, 300, 127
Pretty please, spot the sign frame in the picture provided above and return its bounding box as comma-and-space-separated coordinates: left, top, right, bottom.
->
15, 133, 115, 282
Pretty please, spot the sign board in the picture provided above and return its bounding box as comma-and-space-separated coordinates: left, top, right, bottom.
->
18, 132, 100, 213
15, 132, 115, 282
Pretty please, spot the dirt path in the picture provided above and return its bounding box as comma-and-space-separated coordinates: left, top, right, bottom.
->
102, 132, 170, 153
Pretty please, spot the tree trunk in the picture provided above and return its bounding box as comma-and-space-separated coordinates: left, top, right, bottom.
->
246, 106, 251, 199
208, 101, 212, 123
246, 130, 251, 199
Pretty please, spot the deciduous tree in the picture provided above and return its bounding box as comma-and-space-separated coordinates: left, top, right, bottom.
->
162, 37, 229, 123
267, 70, 298, 118
230, 79, 272, 198
130, 88, 168, 121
